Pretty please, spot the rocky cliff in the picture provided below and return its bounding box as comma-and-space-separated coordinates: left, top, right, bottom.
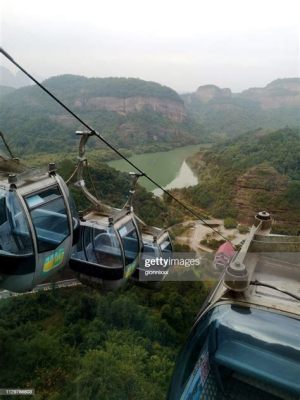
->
42, 75, 186, 122
233, 164, 299, 228
240, 78, 300, 109
74, 95, 185, 122
191, 78, 300, 109
194, 85, 232, 103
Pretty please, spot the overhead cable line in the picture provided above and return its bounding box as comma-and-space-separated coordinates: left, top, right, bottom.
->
250, 280, 300, 302
0, 130, 15, 158
0, 47, 233, 244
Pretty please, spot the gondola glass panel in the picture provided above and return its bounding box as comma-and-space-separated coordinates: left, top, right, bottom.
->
0, 189, 35, 290
25, 187, 70, 252
70, 222, 126, 288
118, 220, 139, 266
0, 189, 33, 256
160, 236, 172, 256
59, 178, 80, 245
83, 225, 123, 268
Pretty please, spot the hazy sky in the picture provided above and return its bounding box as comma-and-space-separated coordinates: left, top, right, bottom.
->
1, 0, 300, 92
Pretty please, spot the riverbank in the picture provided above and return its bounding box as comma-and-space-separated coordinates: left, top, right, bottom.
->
152, 160, 198, 196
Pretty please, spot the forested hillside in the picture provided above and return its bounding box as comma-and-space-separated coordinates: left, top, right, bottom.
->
186, 128, 300, 233
0, 76, 205, 155
0, 283, 210, 400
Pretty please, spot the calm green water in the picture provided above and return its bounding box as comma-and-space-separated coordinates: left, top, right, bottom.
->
107, 145, 201, 193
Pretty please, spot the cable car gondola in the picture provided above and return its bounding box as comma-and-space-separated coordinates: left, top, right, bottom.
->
70, 208, 142, 290
168, 211, 300, 400
69, 131, 174, 290
0, 141, 80, 292
69, 131, 143, 290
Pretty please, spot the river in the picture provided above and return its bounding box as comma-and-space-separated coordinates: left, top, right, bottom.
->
107, 144, 201, 195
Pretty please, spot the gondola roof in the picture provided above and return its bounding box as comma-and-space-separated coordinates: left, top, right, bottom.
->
82, 207, 136, 226
204, 233, 300, 318
141, 225, 170, 243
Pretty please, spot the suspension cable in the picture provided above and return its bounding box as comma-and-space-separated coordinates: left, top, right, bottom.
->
0, 130, 15, 158
0, 47, 233, 244
250, 280, 300, 302
86, 162, 101, 201
66, 162, 80, 184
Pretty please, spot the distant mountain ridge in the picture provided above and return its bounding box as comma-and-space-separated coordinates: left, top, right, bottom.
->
183, 78, 300, 136
1, 74, 299, 154
190, 78, 300, 107
41, 75, 181, 100
239, 78, 300, 109
0, 66, 32, 88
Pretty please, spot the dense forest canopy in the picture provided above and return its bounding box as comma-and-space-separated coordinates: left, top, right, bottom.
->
0, 283, 210, 400
40, 75, 183, 101
206, 128, 300, 180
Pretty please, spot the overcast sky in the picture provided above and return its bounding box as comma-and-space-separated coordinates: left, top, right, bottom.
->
1, 0, 300, 92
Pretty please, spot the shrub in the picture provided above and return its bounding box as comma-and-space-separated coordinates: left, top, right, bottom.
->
224, 217, 237, 229
238, 225, 249, 234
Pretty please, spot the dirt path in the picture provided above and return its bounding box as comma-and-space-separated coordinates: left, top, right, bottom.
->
174, 219, 248, 253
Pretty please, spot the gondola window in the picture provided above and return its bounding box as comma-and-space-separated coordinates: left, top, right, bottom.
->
25, 187, 70, 253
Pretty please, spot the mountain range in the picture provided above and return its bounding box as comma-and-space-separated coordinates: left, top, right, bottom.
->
182, 78, 300, 136
0, 73, 299, 155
